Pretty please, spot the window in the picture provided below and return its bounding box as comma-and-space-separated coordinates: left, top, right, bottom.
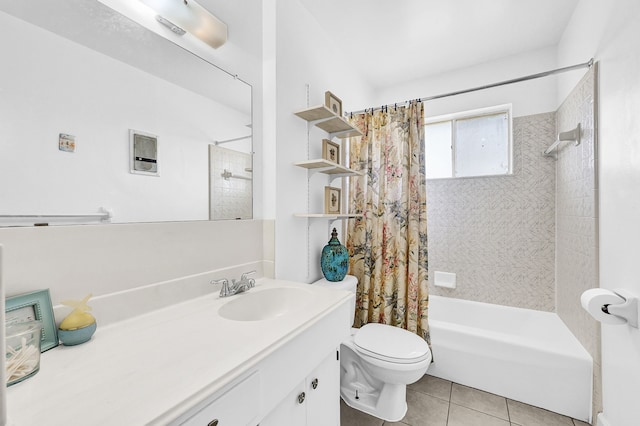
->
425, 105, 512, 179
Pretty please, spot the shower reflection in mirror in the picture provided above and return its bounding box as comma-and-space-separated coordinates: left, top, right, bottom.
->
209, 130, 253, 220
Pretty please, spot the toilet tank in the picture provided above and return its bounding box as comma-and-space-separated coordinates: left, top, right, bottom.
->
311, 275, 357, 325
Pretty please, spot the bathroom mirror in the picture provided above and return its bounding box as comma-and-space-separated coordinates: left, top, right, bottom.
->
0, 0, 252, 225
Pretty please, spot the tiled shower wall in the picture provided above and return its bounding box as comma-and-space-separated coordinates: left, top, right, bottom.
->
427, 112, 557, 311
426, 68, 600, 420
555, 67, 600, 420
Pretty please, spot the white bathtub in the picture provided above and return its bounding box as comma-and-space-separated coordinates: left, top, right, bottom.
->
427, 295, 592, 422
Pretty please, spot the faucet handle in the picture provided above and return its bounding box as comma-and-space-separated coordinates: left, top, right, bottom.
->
241, 270, 256, 280
211, 278, 231, 297
241, 270, 256, 288
211, 278, 229, 286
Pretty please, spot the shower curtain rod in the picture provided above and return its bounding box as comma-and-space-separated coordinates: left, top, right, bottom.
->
347, 58, 594, 116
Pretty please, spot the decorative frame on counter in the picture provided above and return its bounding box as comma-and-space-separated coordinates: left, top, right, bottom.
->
324, 186, 341, 214
322, 139, 341, 164
5, 289, 58, 352
325, 91, 343, 116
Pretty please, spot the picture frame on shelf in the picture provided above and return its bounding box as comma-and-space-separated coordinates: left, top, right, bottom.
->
5, 289, 59, 352
324, 186, 341, 214
322, 139, 341, 164
325, 91, 343, 116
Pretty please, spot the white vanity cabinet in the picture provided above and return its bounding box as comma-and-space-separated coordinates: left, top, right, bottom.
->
306, 350, 341, 426
260, 350, 340, 426
5, 279, 353, 426
179, 372, 260, 426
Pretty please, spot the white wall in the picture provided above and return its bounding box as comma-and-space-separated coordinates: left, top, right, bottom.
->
267, 0, 374, 282
558, 1, 640, 425
0, 221, 265, 304
368, 46, 560, 118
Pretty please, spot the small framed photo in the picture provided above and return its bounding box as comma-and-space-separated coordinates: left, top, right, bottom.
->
325, 91, 343, 116
322, 139, 341, 164
5, 289, 58, 352
324, 186, 341, 214
130, 129, 159, 176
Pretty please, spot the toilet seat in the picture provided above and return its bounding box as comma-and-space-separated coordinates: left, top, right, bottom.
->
354, 323, 430, 364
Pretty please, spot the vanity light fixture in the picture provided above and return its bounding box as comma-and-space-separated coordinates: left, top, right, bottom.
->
155, 15, 186, 36
140, 0, 227, 48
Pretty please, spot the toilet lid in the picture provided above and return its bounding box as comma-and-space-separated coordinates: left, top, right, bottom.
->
354, 323, 430, 363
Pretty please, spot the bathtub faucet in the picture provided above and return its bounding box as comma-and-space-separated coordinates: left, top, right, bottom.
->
212, 270, 256, 297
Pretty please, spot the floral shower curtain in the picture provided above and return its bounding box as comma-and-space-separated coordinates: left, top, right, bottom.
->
347, 101, 430, 343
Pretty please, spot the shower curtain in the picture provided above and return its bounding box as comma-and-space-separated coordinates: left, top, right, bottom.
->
347, 101, 430, 343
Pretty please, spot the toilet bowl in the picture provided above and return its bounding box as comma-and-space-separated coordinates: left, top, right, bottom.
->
312, 276, 432, 422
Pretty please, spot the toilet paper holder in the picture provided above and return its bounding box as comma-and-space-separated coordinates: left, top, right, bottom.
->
582, 288, 638, 328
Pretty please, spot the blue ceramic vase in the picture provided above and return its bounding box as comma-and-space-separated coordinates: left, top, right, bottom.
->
321, 228, 349, 281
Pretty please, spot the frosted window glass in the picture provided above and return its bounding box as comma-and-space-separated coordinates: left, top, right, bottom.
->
425, 121, 452, 178
455, 113, 509, 177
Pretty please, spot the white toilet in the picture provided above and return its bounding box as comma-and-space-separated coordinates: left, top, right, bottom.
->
312, 275, 432, 422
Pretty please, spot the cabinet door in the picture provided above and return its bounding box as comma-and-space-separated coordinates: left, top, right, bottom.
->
259, 381, 306, 426
181, 372, 260, 426
306, 351, 340, 426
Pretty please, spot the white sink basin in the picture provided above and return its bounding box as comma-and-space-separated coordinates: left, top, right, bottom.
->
218, 287, 314, 321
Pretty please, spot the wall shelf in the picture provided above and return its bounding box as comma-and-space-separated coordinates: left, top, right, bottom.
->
294, 159, 364, 176
315, 117, 362, 138
294, 104, 336, 121
293, 97, 362, 224
293, 105, 362, 139
294, 213, 362, 220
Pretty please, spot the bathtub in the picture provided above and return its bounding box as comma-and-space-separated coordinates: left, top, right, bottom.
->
427, 295, 592, 422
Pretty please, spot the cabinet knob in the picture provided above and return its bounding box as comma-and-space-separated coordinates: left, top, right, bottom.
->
311, 378, 319, 389
297, 392, 306, 404
207, 420, 219, 426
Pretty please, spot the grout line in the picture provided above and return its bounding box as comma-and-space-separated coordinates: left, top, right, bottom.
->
406, 385, 452, 403
506, 397, 512, 422
449, 402, 512, 424
448, 381, 454, 425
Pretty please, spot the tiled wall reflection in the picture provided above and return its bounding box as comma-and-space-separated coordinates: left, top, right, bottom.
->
210, 146, 253, 220
427, 112, 557, 311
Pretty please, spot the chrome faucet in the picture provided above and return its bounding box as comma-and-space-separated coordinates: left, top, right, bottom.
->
212, 270, 256, 297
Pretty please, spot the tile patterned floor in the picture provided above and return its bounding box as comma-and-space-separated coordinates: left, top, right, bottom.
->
340, 375, 592, 426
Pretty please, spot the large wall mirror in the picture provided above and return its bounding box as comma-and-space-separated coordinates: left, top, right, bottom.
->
0, 0, 252, 226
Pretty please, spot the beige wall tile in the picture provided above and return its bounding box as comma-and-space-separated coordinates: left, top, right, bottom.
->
427, 112, 556, 311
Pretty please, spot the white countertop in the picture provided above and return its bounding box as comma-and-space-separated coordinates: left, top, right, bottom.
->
6, 278, 351, 425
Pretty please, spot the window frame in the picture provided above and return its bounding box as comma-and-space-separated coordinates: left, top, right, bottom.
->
425, 104, 513, 179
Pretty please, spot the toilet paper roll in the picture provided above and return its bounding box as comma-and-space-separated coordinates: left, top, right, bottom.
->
581, 288, 627, 324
